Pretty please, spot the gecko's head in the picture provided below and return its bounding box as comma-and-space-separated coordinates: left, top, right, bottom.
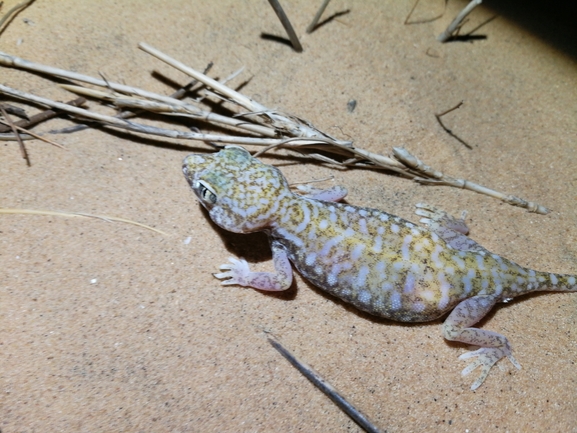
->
182, 146, 290, 233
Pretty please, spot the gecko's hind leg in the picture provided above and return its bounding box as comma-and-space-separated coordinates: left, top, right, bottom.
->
443, 295, 521, 390
415, 203, 487, 253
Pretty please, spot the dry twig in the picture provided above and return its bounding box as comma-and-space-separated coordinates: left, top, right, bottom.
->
0, 46, 550, 214
0, 118, 66, 148
267, 0, 303, 52
268, 336, 383, 433
0, 208, 168, 235
0, 0, 34, 34
307, 0, 331, 33
0, 104, 29, 164
0, 97, 86, 133
405, 0, 448, 25
435, 100, 472, 149
392, 148, 549, 214
438, 0, 482, 42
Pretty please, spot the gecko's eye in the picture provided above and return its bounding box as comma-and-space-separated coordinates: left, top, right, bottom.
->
196, 180, 217, 204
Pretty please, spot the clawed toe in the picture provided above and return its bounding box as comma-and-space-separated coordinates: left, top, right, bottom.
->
459, 346, 521, 390
213, 257, 251, 285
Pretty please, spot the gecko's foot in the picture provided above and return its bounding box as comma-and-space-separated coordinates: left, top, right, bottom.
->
294, 184, 348, 202
414, 203, 488, 252
415, 203, 469, 234
214, 257, 252, 286
459, 346, 521, 390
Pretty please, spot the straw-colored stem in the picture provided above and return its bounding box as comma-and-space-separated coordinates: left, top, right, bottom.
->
0, 208, 168, 235
60, 84, 278, 138
437, 0, 482, 42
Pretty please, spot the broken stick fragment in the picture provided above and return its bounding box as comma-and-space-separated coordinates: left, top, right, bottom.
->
437, 0, 482, 42
393, 147, 550, 214
267, 0, 303, 52
307, 0, 332, 33
268, 336, 383, 433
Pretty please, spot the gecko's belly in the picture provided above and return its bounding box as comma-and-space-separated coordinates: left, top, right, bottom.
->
289, 254, 460, 323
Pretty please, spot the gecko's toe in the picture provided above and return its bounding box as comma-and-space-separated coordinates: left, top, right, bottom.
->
214, 257, 251, 286
459, 346, 521, 390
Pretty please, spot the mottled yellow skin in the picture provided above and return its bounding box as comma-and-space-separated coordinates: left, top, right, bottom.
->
183, 145, 577, 390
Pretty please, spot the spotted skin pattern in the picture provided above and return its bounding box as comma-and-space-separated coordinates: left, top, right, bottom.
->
183, 146, 577, 390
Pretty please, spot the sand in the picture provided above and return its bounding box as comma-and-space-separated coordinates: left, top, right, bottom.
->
1, 1, 576, 431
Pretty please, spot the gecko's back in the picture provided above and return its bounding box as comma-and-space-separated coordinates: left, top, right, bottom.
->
269, 195, 518, 322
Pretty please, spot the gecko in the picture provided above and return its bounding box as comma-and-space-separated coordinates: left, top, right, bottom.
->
182, 145, 577, 390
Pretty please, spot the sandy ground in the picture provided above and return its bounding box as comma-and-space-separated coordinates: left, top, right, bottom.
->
1, 1, 576, 432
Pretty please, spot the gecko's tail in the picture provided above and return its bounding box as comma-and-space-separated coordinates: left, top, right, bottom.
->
533, 270, 577, 293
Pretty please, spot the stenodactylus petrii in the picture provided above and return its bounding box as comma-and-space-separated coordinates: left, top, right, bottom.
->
183, 145, 577, 390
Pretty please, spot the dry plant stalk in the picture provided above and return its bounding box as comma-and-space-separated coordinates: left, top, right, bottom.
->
0, 104, 29, 165
268, 335, 383, 433
438, 0, 482, 42
404, 0, 448, 25
307, 0, 332, 33
0, 208, 168, 235
0, 45, 549, 214
267, 0, 303, 52
0, 0, 35, 34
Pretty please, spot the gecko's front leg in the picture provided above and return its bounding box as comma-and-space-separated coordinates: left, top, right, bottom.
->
214, 240, 293, 291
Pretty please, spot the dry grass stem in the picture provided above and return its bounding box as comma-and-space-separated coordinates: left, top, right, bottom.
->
393, 148, 549, 214
0, 117, 65, 148
0, 208, 168, 235
138, 43, 349, 144
0, 46, 549, 214
405, 0, 448, 25
0, 97, 86, 133
438, 0, 482, 42
0, 131, 35, 141
435, 101, 472, 149
0, 0, 35, 33
307, 0, 332, 33
59, 84, 278, 137
267, 0, 303, 52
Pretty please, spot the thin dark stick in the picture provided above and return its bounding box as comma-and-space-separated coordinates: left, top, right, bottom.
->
0, 97, 86, 133
267, 0, 303, 52
0, 103, 28, 120
464, 14, 497, 37
0, 105, 30, 165
268, 337, 384, 433
306, 0, 331, 33
0, 119, 66, 148
435, 101, 472, 149
436, 100, 463, 117
405, 0, 448, 25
